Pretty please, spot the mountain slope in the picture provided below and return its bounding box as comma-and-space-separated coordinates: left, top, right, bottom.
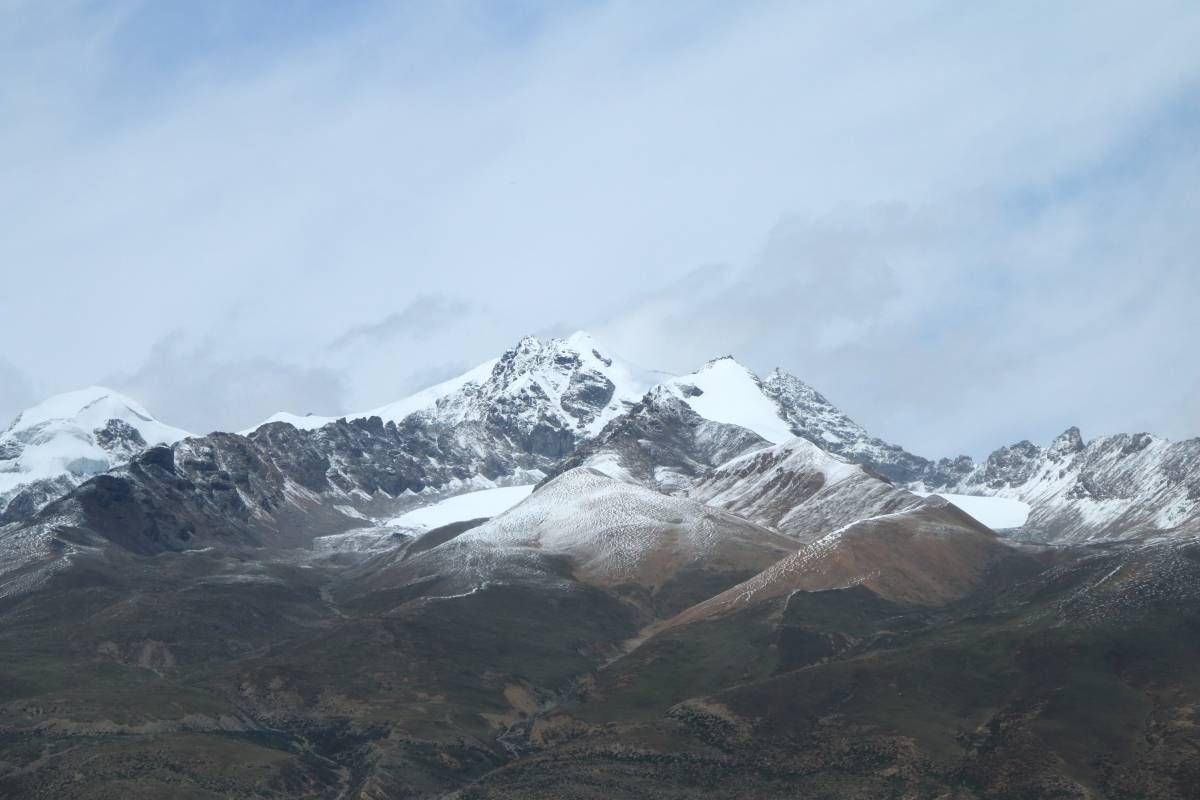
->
0, 411, 558, 599
687, 437, 921, 542
484, 536, 1200, 800
672, 496, 1014, 625
356, 467, 798, 619
0, 386, 190, 521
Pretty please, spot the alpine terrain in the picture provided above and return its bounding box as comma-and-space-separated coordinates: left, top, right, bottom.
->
1, 331, 1197, 799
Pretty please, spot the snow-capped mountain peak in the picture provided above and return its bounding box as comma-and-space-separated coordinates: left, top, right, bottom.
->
1047, 425, 1086, 459
2, 386, 189, 454
421, 331, 659, 451
0, 386, 190, 519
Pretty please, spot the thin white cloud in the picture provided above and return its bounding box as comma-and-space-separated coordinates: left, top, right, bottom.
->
112, 333, 345, 434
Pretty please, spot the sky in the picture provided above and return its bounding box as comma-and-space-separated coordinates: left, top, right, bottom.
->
2, 0, 1198, 459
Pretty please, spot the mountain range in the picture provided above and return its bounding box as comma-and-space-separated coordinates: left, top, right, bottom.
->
1, 331, 1198, 798
9, 330, 1192, 544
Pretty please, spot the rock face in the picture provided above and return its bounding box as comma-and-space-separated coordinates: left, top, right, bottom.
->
925, 426, 1200, 543
0, 387, 191, 522
413, 331, 658, 458
0, 411, 566, 597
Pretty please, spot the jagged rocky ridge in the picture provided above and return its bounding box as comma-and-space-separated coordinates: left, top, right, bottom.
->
7, 332, 1200, 555
0, 407, 596, 599
923, 426, 1200, 543
0, 334, 669, 597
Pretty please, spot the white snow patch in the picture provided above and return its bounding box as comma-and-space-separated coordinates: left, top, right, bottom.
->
914, 492, 1030, 530
388, 484, 535, 530
663, 358, 794, 444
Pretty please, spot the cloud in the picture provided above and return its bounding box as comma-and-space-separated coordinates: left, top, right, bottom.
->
113, 334, 346, 434
328, 294, 472, 351
601, 124, 1200, 457
1, 2, 1197, 454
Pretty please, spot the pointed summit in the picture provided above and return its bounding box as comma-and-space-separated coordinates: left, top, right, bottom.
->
1048, 426, 1085, 458
390, 331, 658, 458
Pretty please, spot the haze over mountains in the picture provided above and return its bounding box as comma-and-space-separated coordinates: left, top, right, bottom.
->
2, 331, 1199, 798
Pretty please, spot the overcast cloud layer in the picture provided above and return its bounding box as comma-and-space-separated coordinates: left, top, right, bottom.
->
2, 1, 1198, 458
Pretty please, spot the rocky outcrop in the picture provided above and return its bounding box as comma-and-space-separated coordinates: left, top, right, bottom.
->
548, 388, 770, 492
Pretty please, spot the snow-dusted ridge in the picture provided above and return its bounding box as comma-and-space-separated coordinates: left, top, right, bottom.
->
249, 333, 923, 489
244, 358, 502, 433
658, 357, 796, 445
418, 331, 661, 441
924, 426, 1200, 542
449, 466, 797, 591
246, 331, 659, 439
